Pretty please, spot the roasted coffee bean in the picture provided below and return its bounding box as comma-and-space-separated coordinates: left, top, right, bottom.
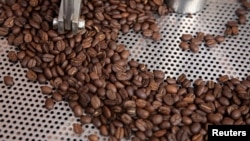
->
73, 105, 83, 117
73, 123, 84, 135
7, 51, 18, 62
40, 86, 52, 95
88, 134, 99, 141
181, 34, 192, 41
222, 117, 234, 125
179, 41, 189, 50
190, 123, 201, 134
137, 108, 150, 119
135, 119, 147, 132
205, 39, 217, 48
215, 35, 225, 43
232, 26, 239, 35
80, 115, 92, 124
151, 114, 163, 125
45, 98, 54, 110
26, 70, 37, 81
3, 75, 14, 86
52, 92, 63, 102
0, 27, 9, 36
166, 84, 178, 94
230, 109, 241, 120
91, 95, 101, 109
208, 113, 223, 123
170, 114, 182, 126
189, 43, 199, 53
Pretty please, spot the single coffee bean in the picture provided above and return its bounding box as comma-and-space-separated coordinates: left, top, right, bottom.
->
91, 95, 101, 109
135, 119, 147, 132
73, 123, 84, 135
136, 108, 150, 119
179, 41, 189, 50
88, 134, 99, 141
190, 123, 201, 134
3, 76, 14, 86
45, 98, 54, 110
218, 75, 229, 83
151, 114, 163, 125
207, 113, 223, 123
189, 43, 199, 53
230, 109, 241, 120
181, 34, 192, 41
215, 35, 225, 43
170, 114, 182, 126
26, 69, 37, 81
40, 86, 52, 95
221, 117, 234, 125
52, 92, 62, 102
166, 84, 178, 94
205, 39, 217, 48
7, 51, 18, 62
121, 113, 132, 124
0, 27, 9, 36
73, 104, 83, 117
182, 116, 192, 125
80, 115, 92, 124
143, 29, 153, 37
100, 125, 109, 136
232, 26, 239, 35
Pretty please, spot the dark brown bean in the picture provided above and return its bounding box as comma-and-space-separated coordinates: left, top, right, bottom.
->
73, 123, 84, 135
3, 76, 14, 86
45, 98, 54, 110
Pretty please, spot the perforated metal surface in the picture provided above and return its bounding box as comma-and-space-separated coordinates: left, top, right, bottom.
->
0, 0, 249, 141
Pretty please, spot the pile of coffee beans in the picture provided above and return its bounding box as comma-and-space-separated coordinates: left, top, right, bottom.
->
1, 0, 250, 141
179, 0, 250, 53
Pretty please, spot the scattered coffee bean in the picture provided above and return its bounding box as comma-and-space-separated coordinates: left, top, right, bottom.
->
7, 51, 18, 62
45, 98, 54, 110
3, 75, 14, 86
73, 123, 84, 135
88, 134, 99, 141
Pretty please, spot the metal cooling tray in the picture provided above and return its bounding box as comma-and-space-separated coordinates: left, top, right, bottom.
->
0, 0, 249, 140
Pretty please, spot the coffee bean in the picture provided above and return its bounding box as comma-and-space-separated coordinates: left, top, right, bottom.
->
3, 75, 14, 86
91, 95, 101, 109
88, 134, 99, 141
137, 108, 150, 119
100, 125, 109, 136
26, 70, 37, 81
135, 119, 147, 132
7, 51, 18, 62
143, 29, 153, 37
215, 35, 225, 43
0, 27, 9, 36
73, 104, 83, 117
73, 123, 84, 135
222, 117, 234, 125
190, 123, 201, 134
40, 86, 52, 95
151, 114, 163, 125
166, 84, 178, 94
230, 109, 241, 120
179, 41, 189, 50
45, 98, 54, 110
232, 26, 239, 35
189, 43, 199, 53
205, 39, 217, 48
181, 34, 192, 41
52, 92, 62, 102
170, 114, 182, 126
207, 113, 223, 123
